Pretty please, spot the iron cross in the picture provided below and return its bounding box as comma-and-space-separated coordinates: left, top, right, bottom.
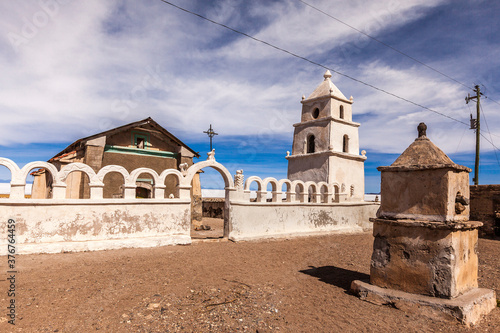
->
203, 124, 218, 151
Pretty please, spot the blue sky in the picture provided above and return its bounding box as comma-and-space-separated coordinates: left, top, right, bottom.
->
0, 0, 499, 192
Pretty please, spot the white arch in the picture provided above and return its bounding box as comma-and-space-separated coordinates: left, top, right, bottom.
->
317, 181, 329, 192
262, 177, 279, 192
0, 158, 21, 183
97, 165, 130, 184
20, 161, 61, 185
159, 168, 183, 185
318, 181, 330, 203
291, 180, 306, 191
278, 179, 292, 192
58, 163, 102, 186
244, 176, 263, 191
182, 159, 234, 189
128, 168, 160, 186
305, 181, 318, 193
292, 180, 306, 203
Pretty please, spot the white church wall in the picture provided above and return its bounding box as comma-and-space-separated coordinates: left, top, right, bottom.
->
228, 201, 378, 242
0, 156, 378, 255
329, 157, 366, 202
287, 154, 329, 184
329, 121, 360, 154
0, 199, 191, 254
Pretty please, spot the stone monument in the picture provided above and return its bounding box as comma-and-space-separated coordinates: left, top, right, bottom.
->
351, 123, 497, 326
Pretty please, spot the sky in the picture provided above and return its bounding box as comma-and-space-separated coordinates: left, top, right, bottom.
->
0, 0, 499, 193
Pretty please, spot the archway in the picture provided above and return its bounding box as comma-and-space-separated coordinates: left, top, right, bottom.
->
29, 168, 54, 199
183, 159, 234, 239
0, 164, 12, 198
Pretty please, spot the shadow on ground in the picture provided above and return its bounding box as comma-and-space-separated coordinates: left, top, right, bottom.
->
300, 266, 369, 291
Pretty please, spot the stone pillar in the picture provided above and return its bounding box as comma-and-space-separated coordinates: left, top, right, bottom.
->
351, 123, 496, 326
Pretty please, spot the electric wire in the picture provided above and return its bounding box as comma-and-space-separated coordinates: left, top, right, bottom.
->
299, 0, 500, 143
454, 107, 469, 154
480, 103, 500, 166
297, 0, 473, 91
156, 0, 468, 126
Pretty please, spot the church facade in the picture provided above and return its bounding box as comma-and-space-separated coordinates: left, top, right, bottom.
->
286, 71, 366, 201
32, 117, 201, 203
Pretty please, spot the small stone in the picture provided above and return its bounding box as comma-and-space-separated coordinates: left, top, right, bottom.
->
147, 303, 161, 310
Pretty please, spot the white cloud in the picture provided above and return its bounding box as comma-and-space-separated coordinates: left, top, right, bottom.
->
0, 0, 498, 164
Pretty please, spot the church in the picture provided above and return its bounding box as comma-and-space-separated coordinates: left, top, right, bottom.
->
286, 70, 366, 202
31, 117, 201, 202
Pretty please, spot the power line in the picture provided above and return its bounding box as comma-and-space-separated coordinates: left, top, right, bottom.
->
299, 0, 500, 141
297, 0, 473, 91
479, 103, 500, 166
156, 0, 468, 126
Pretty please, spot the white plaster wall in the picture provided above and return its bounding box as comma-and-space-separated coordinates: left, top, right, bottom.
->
329, 157, 365, 201
329, 99, 353, 121
287, 154, 329, 183
330, 122, 360, 154
292, 122, 330, 155
228, 201, 379, 241
0, 200, 191, 254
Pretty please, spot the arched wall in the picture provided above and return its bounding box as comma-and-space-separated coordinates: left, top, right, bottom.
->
0, 158, 21, 183
183, 160, 234, 189
244, 176, 263, 192
58, 163, 103, 186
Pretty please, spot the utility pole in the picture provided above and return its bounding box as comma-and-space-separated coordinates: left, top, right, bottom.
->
465, 85, 481, 185
203, 124, 218, 151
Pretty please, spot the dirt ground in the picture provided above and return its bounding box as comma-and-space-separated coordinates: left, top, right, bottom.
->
0, 232, 498, 332
191, 217, 224, 239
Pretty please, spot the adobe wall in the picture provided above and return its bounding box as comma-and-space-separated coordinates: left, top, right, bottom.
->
470, 184, 500, 237
102, 152, 177, 198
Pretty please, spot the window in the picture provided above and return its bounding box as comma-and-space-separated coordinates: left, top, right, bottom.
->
312, 108, 320, 119
132, 131, 149, 149
136, 138, 145, 149
343, 135, 349, 153
339, 105, 344, 119
307, 135, 315, 153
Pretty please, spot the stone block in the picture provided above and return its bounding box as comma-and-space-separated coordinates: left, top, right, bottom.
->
370, 219, 482, 298
351, 280, 496, 327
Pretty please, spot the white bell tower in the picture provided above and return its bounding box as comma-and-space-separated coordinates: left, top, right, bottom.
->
286, 70, 366, 201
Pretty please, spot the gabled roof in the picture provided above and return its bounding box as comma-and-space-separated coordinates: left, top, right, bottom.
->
51, 117, 199, 159
305, 70, 348, 101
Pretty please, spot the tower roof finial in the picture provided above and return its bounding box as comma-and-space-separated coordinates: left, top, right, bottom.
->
323, 70, 332, 80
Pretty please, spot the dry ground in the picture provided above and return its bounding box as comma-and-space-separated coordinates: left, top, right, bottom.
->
0, 232, 498, 332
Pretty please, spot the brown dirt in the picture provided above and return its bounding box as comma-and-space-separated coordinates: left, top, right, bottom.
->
191, 217, 224, 239
0, 233, 498, 332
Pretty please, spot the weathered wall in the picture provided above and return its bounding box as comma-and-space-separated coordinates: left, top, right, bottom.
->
329, 155, 365, 201
470, 184, 500, 237
1, 157, 377, 254
0, 200, 191, 254
228, 201, 378, 241
378, 169, 469, 222
370, 219, 480, 298
287, 154, 329, 184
